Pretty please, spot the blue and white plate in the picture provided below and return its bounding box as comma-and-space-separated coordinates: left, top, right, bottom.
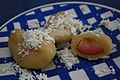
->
0, 2, 120, 80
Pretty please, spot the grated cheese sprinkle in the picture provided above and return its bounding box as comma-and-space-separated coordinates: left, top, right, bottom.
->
17, 29, 55, 58
17, 44, 30, 58
22, 29, 55, 49
57, 48, 79, 69
46, 12, 83, 35
33, 72, 48, 80
12, 63, 48, 80
18, 69, 35, 80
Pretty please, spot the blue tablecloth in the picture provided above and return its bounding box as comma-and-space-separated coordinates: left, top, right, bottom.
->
0, 0, 120, 26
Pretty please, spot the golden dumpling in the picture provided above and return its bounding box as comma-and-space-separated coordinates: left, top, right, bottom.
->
45, 11, 83, 45
48, 28, 72, 45
8, 29, 56, 69
71, 31, 112, 59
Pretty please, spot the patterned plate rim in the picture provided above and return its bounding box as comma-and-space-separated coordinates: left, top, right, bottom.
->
0, 1, 120, 31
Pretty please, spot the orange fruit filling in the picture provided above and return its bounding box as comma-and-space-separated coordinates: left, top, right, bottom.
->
71, 32, 112, 59
76, 38, 104, 55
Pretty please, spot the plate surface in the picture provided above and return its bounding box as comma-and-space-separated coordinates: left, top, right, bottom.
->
0, 2, 120, 80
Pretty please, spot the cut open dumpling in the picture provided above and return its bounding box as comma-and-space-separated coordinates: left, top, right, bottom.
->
71, 31, 112, 59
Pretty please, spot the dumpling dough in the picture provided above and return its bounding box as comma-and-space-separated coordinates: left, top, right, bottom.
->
8, 29, 56, 69
71, 31, 112, 59
46, 11, 82, 45
48, 28, 72, 45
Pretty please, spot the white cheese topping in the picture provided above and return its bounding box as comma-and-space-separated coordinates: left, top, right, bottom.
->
46, 12, 83, 35
17, 29, 55, 58
36, 73, 48, 80
57, 48, 79, 69
17, 44, 30, 58
22, 29, 55, 49
12, 63, 48, 80
0, 62, 48, 80
33, 72, 48, 80
8, 63, 35, 80
19, 69, 35, 80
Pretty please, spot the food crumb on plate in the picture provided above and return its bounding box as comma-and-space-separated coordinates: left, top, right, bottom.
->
94, 65, 116, 76
57, 48, 79, 69
99, 19, 111, 27
12, 63, 49, 80
99, 19, 120, 31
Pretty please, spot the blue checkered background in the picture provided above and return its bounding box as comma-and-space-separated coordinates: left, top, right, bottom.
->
0, 3, 120, 80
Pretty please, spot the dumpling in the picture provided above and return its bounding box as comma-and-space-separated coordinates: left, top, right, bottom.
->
8, 29, 56, 69
71, 31, 112, 59
45, 11, 83, 45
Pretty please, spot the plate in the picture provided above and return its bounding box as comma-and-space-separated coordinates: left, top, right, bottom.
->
0, 2, 120, 80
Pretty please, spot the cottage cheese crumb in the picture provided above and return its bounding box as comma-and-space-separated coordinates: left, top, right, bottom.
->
19, 70, 35, 80
57, 48, 79, 69
17, 29, 55, 58
22, 29, 55, 49
33, 72, 48, 80
46, 12, 83, 35
12, 63, 48, 80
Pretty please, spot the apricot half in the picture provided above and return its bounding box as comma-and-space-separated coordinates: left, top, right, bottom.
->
71, 32, 112, 59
